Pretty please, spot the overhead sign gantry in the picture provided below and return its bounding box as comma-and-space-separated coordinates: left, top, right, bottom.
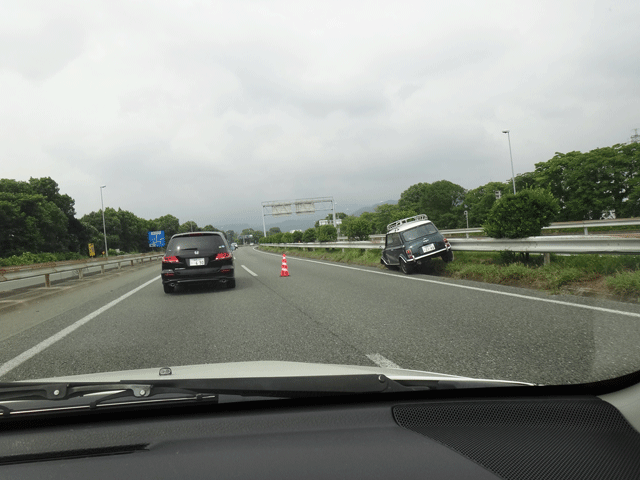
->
261, 197, 336, 236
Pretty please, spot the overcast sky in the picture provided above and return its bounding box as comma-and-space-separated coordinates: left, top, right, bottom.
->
1, 0, 639, 229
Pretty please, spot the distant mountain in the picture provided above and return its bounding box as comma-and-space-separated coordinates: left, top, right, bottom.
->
350, 199, 397, 217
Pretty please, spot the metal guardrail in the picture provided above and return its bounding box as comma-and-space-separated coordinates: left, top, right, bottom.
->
438, 217, 640, 236
361, 217, 640, 241
0, 253, 164, 287
263, 235, 640, 256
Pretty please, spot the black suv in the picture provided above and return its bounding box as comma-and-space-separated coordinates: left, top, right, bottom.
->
161, 232, 235, 293
380, 215, 453, 274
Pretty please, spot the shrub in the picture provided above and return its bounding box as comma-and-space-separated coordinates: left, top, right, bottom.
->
302, 228, 316, 242
341, 217, 372, 240
316, 225, 338, 242
483, 189, 559, 238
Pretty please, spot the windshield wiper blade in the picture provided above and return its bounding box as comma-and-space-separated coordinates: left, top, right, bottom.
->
0, 383, 151, 402
0, 374, 534, 415
0, 375, 395, 414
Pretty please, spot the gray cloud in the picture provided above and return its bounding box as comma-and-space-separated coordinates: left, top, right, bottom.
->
1, 1, 639, 230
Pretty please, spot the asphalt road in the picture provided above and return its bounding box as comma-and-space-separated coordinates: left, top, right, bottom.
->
2, 246, 640, 385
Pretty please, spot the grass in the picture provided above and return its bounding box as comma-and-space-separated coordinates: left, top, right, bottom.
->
259, 246, 640, 301
0, 251, 86, 267
0, 249, 144, 267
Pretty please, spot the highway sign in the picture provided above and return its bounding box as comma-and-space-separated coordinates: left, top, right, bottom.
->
148, 230, 166, 247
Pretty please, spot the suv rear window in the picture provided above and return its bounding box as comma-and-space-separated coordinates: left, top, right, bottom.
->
166, 234, 226, 254
402, 223, 438, 241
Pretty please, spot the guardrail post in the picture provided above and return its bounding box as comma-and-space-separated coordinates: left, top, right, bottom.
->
584, 226, 588, 235
78, 269, 84, 280
44, 274, 50, 288
544, 253, 551, 265
130, 260, 134, 266
101, 265, 105, 274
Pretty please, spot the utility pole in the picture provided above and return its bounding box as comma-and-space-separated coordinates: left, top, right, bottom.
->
100, 185, 108, 257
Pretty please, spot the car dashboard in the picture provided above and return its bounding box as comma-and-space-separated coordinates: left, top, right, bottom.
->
2, 381, 640, 479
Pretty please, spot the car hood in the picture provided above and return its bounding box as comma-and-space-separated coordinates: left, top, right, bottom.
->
23, 361, 533, 386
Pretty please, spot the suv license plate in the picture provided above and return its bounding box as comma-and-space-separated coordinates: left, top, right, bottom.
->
189, 258, 205, 266
422, 244, 435, 253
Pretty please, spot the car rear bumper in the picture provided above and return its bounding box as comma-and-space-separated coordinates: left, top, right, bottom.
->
408, 246, 451, 263
161, 266, 234, 285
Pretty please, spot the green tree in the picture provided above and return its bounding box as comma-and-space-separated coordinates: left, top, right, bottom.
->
302, 227, 316, 242
462, 181, 510, 227
116, 208, 147, 252
316, 225, 337, 242
341, 216, 372, 240
514, 172, 538, 192
398, 183, 429, 212
28, 177, 76, 218
0, 178, 79, 255
483, 189, 560, 238
370, 204, 417, 233
533, 144, 640, 220
292, 230, 303, 242
179, 221, 199, 233
154, 214, 180, 240
419, 180, 466, 228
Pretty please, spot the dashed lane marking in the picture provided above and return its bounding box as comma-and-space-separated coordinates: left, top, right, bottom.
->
366, 353, 401, 369
241, 265, 258, 276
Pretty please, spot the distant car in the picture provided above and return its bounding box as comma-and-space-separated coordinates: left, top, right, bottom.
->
161, 231, 235, 293
381, 214, 453, 274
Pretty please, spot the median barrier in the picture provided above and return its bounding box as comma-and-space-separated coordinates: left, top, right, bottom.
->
0, 253, 164, 288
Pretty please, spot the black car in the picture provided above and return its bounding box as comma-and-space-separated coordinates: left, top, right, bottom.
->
381, 215, 453, 274
161, 232, 235, 293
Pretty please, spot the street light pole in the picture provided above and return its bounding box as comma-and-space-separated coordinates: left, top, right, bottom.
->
502, 130, 516, 194
100, 185, 108, 257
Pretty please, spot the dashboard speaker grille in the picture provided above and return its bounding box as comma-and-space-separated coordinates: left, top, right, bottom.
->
393, 397, 640, 480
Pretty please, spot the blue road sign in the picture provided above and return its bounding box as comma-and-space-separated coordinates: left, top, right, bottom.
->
148, 230, 166, 247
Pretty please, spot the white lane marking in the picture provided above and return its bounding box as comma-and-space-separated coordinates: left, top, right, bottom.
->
0, 276, 160, 378
367, 353, 401, 369
254, 249, 640, 319
241, 265, 258, 276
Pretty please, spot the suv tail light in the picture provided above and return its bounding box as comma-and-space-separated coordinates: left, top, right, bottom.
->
162, 256, 179, 263
215, 252, 232, 260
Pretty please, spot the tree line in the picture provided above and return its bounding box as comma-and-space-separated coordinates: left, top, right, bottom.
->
0, 177, 233, 257
338, 143, 639, 239
2, 142, 637, 255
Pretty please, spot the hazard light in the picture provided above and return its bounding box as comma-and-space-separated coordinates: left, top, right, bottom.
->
162, 256, 179, 263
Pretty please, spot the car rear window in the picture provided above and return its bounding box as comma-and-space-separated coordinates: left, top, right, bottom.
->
402, 223, 438, 242
166, 234, 226, 254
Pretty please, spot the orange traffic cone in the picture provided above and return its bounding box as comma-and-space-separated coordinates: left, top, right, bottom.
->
280, 253, 290, 277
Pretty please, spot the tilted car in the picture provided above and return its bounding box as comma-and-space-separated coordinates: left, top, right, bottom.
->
381, 214, 453, 274
161, 231, 235, 293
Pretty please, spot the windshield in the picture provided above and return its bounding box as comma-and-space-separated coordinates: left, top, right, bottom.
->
2, 1, 640, 399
